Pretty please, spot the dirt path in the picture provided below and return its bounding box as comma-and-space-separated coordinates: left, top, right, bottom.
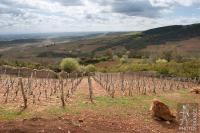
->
0, 117, 85, 133
77, 78, 108, 96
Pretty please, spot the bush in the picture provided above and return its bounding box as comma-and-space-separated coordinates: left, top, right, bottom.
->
153, 63, 169, 75
157, 67, 169, 75
96, 58, 200, 78
60, 58, 80, 72
181, 61, 200, 77
85, 64, 96, 72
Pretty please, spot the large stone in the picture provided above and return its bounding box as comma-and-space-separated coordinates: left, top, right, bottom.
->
150, 99, 175, 121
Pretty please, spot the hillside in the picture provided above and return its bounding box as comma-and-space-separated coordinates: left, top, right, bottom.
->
90, 23, 200, 54
81, 23, 200, 57
0, 23, 200, 62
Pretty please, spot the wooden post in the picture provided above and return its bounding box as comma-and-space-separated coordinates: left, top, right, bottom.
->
4, 83, 10, 103
19, 77, 27, 109
88, 73, 94, 103
110, 83, 115, 98
137, 79, 140, 94
33, 94, 35, 104
121, 73, 125, 93
152, 78, 156, 94
142, 77, 146, 95
60, 78, 65, 107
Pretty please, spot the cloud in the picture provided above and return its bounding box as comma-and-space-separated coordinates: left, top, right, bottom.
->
0, 0, 200, 34
110, 0, 164, 18
82, 0, 166, 18
47, 0, 83, 6
0, 5, 24, 17
149, 0, 200, 7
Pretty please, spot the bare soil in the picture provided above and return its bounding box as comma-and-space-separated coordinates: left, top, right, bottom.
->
0, 110, 179, 133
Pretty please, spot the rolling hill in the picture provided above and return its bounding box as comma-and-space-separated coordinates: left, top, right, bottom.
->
0, 23, 200, 63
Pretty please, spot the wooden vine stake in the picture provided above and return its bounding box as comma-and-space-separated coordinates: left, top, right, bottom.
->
88, 73, 94, 103
19, 77, 27, 109
152, 78, 156, 94
60, 78, 65, 107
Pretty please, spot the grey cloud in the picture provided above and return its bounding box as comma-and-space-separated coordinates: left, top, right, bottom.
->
0, 0, 41, 30
0, 0, 16, 7
0, 0, 52, 21
0, 23, 14, 28
0, 0, 34, 17
85, 14, 93, 19
0, 5, 25, 17
0, 0, 37, 10
85, 13, 109, 22
47, 0, 83, 6
112, 0, 166, 18
111, 0, 163, 17
91, 0, 112, 5
0, 0, 165, 19
91, 0, 166, 18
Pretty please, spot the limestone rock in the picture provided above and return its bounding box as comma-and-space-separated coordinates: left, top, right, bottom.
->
150, 99, 175, 121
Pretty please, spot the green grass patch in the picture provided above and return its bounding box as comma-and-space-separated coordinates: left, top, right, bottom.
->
94, 96, 131, 107
177, 89, 189, 96
0, 107, 31, 120
45, 106, 70, 116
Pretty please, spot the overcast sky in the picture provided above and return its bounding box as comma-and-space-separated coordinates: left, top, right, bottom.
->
0, 0, 200, 34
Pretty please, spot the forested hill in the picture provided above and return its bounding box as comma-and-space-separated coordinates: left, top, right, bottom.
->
90, 23, 200, 54
142, 23, 200, 44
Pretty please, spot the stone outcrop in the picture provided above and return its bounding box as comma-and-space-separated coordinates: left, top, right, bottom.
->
150, 99, 175, 121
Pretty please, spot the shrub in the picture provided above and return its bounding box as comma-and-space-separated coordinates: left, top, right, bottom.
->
157, 67, 169, 75
181, 61, 200, 77
60, 58, 80, 72
85, 64, 96, 72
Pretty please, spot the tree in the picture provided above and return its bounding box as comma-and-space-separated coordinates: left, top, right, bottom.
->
60, 58, 80, 72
